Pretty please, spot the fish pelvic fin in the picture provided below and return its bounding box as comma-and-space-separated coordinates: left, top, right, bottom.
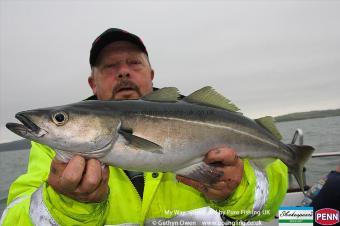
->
255, 116, 283, 140
142, 87, 180, 102
183, 86, 240, 112
175, 161, 223, 184
119, 129, 163, 154
286, 144, 315, 192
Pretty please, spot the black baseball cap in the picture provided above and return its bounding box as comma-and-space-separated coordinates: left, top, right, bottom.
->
90, 28, 148, 67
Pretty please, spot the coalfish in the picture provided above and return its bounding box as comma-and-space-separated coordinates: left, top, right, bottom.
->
6, 87, 314, 190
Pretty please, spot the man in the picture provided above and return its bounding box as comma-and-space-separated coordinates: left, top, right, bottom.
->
1, 28, 288, 225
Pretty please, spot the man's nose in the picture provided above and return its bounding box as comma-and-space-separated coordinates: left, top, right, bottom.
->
116, 64, 130, 79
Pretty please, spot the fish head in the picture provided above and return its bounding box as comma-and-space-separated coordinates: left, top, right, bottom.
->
6, 104, 121, 154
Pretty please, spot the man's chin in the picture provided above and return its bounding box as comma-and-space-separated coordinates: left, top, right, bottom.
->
113, 90, 141, 100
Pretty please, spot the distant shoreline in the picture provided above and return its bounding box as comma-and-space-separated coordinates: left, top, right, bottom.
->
0, 139, 30, 151
274, 108, 340, 122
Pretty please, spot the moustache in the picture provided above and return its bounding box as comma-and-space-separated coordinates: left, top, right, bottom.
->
112, 80, 142, 97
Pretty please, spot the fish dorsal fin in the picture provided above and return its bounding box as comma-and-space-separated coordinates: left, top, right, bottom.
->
255, 116, 282, 140
142, 87, 180, 102
183, 86, 240, 112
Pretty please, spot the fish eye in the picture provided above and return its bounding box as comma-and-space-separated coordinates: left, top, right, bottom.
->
52, 111, 68, 126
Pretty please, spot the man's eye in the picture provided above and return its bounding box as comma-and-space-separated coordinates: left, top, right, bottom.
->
130, 60, 141, 64
106, 63, 117, 68
102, 62, 120, 69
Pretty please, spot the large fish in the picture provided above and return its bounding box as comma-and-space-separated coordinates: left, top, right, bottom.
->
6, 87, 314, 190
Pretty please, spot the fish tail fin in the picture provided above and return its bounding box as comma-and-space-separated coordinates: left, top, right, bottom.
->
286, 144, 315, 192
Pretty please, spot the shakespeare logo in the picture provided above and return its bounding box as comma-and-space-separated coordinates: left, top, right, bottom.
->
315, 208, 339, 225
279, 206, 313, 225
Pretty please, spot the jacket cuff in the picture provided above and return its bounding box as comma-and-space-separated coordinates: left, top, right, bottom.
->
251, 159, 288, 221
209, 159, 256, 220
30, 185, 58, 225
209, 158, 285, 221
34, 182, 109, 225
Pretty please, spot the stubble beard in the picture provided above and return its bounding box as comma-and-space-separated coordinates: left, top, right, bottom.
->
112, 80, 142, 100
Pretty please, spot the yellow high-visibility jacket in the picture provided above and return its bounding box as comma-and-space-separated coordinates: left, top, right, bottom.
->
1, 141, 287, 225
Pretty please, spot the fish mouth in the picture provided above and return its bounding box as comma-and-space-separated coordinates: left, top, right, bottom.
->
6, 113, 47, 138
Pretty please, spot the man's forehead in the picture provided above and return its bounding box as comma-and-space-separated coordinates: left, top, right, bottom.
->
101, 41, 143, 54
94, 40, 151, 67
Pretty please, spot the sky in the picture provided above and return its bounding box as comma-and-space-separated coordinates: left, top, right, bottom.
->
1, 0, 339, 142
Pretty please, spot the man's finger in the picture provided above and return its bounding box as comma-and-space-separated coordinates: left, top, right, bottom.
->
176, 175, 209, 193
76, 165, 110, 202
202, 185, 232, 202
205, 146, 239, 166
50, 159, 67, 176
60, 155, 86, 191
102, 165, 109, 182
209, 180, 227, 190
77, 159, 102, 194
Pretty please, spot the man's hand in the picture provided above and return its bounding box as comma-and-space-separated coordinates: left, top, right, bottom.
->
48, 155, 109, 203
176, 146, 244, 202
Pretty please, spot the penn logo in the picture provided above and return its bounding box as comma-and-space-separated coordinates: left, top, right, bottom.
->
315, 208, 339, 225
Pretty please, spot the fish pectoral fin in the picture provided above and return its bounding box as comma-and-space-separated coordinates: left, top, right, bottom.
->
255, 116, 283, 140
118, 129, 163, 154
183, 86, 240, 112
142, 87, 180, 102
175, 161, 223, 185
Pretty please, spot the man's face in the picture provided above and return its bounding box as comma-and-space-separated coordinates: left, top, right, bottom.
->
88, 41, 154, 100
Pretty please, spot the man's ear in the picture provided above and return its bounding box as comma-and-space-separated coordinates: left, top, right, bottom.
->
88, 75, 96, 94
150, 69, 154, 80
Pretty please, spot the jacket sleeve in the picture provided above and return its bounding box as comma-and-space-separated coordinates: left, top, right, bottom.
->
209, 159, 288, 221
1, 141, 108, 226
